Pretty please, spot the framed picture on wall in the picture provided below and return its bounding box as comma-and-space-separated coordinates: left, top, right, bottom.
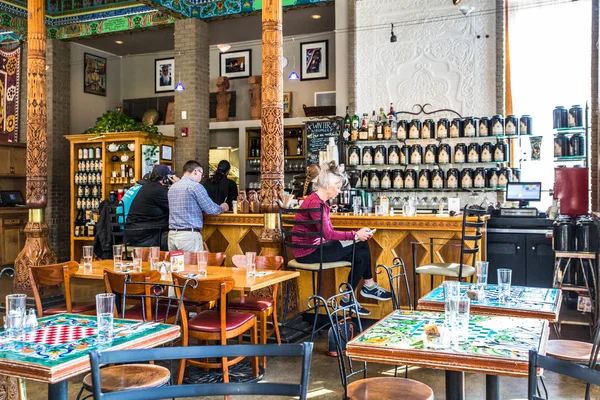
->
161, 145, 173, 161
300, 40, 328, 81
142, 145, 160, 176
155, 58, 175, 93
283, 92, 292, 118
219, 49, 252, 79
83, 53, 107, 96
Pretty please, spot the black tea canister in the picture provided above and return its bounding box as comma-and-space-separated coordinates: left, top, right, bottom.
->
404, 169, 416, 189
463, 117, 478, 137
474, 168, 488, 188
481, 142, 493, 162
410, 144, 423, 164
381, 170, 392, 189
438, 144, 451, 164
488, 166, 500, 188
498, 166, 513, 187
431, 167, 445, 189
520, 115, 532, 135
554, 136, 568, 157
569, 105, 583, 128
461, 168, 473, 189
388, 145, 400, 165
397, 120, 408, 140
450, 118, 462, 138
400, 145, 410, 165
437, 118, 449, 138
392, 170, 404, 189
369, 170, 380, 189
446, 168, 460, 189
468, 143, 481, 163
424, 144, 437, 164
492, 115, 505, 136
374, 145, 387, 165
418, 169, 431, 189
409, 119, 422, 139
494, 140, 508, 162
362, 146, 374, 165
569, 132, 585, 156
479, 117, 491, 137
505, 115, 519, 136
422, 119, 435, 139
348, 145, 360, 166
553, 106, 569, 128
361, 171, 370, 188
454, 143, 467, 163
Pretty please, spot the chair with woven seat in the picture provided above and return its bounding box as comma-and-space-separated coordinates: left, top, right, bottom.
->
228, 255, 284, 365
29, 261, 96, 318
172, 273, 259, 385
279, 204, 354, 341
412, 205, 486, 306
309, 283, 434, 400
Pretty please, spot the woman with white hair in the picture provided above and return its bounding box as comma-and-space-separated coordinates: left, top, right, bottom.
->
292, 161, 391, 315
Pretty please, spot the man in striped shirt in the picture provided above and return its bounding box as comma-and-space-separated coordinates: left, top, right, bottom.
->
168, 160, 229, 252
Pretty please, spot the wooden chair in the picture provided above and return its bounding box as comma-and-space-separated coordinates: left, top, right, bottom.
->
29, 262, 95, 318
411, 205, 486, 305
89, 343, 313, 400
309, 283, 434, 400
172, 273, 259, 385
228, 255, 284, 365
163, 251, 227, 266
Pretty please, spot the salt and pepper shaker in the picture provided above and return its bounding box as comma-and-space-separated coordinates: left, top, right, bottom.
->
25, 309, 38, 330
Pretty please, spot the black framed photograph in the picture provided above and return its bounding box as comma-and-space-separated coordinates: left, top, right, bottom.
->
161, 145, 173, 161
155, 58, 175, 93
84, 53, 107, 96
219, 49, 252, 79
300, 40, 328, 81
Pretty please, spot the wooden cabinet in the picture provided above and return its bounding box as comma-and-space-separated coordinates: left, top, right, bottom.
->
0, 210, 27, 266
0, 143, 26, 177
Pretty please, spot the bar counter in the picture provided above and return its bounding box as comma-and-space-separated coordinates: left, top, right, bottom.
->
203, 212, 487, 320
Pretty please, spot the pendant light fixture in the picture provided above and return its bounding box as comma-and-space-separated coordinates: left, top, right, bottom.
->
174, 72, 185, 91
390, 23, 397, 43
288, 37, 299, 80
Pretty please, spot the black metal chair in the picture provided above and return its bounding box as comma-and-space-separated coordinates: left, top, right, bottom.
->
412, 205, 486, 306
279, 204, 355, 341
89, 343, 314, 400
308, 283, 434, 400
528, 350, 600, 400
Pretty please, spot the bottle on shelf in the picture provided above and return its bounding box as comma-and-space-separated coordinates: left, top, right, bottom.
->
344, 106, 352, 132
359, 114, 369, 140
351, 112, 360, 141
284, 140, 289, 156
297, 140, 303, 156
368, 111, 376, 140
387, 103, 395, 122
376, 113, 383, 139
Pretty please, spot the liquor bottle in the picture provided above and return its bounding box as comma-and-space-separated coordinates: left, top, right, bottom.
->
284, 140, 289, 156
387, 103, 395, 122
296, 140, 303, 155
343, 127, 351, 142
368, 111, 376, 140
351, 112, 360, 141
376, 114, 383, 139
380, 107, 387, 121
250, 140, 255, 157
256, 140, 260, 157
359, 114, 369, 140
391, 110, 398, 138
344, 106, 352, 133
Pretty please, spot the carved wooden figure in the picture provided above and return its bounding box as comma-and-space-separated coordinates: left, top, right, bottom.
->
248, 76, 262, 121
215, 76, 231, 122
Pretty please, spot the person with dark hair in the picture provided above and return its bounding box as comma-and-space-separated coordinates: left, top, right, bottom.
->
203, 160, 238, 210
168, 160, 229, 252
125, 164, 179, 250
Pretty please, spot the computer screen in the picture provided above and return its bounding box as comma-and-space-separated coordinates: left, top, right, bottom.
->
506, 182, 542, 202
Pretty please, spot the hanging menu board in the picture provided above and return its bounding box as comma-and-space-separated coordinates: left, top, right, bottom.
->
305, 118, 342, 166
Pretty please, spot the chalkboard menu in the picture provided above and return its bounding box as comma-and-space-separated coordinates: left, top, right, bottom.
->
305, 118, 342, 166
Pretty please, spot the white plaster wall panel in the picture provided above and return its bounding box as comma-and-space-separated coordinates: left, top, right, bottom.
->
355, 0, 497, 118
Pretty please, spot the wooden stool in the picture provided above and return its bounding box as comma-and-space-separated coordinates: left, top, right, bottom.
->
347, 377, 434, 400
546, 340, 594, 362
78, 364, 170, 399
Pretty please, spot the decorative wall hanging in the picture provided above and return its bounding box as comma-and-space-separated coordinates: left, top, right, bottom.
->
248, 75, 261, 120
216, 76, 231, 122
84, 52, 106, 96
219, 49, 252, 80
155, 58, 175, 93
0, 46, 21, 142
283, 91, 292, 118
300, 40, 328, 81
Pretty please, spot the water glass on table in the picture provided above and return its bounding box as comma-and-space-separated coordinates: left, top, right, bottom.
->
454, 295, 471, 343
443, 280, 460, 326
497, 268, 512, 302
196, 250, 208, 277
113, 245, 123, 271
246, 252, 257, 277
475, 261, 489, 300
132, 248, 144, 272
149, 246, 160, 270
96, 293, 115, 343
5, 294, 26, 339
82, 245, 94, 271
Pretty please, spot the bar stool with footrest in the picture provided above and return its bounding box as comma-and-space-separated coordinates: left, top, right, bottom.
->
309, 283, 433, 400
412, 205, 486, 306
29, 261, 96, 317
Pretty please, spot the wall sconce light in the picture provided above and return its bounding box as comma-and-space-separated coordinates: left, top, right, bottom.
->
390, 23, 397, 43
217, 44, 231, 53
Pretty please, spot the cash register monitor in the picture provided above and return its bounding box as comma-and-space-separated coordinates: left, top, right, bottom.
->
506, 182, 542, 207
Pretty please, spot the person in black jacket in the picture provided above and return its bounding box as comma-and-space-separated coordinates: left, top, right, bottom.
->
203, 160, 238, 210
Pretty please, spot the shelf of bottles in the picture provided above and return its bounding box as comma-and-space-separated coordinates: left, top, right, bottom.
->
553, 105, 587, 162
341, 106, 531, 192
106, 143, 137, 190
74, 145, 103, 238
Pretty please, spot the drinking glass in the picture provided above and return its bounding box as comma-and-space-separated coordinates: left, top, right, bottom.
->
353, 197, 362, 215
246, 252, 257, 277
196, 250, 208, 277
455, 296, 471, 342
443, 281, 461, 326
6, 294, 26, 339
82, 245, 93, 271
475, 261, 489, 300
497, 268, 513, 302
96, 293, 115, 343
112, 245, 123, 271
149, 247, 160, 270
132, 248, 144, 272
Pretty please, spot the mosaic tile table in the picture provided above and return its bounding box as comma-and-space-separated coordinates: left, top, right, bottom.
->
418, 284, 562, 322
0, 314, 180, 400
347, 310, 549, 400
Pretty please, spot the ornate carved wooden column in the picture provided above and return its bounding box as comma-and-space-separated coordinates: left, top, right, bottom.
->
13, 0, 57, 294
259, 0, 284, 254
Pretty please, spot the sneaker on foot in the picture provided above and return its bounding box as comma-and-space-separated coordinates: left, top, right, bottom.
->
340, 297, 371, 316
360, 284, 393, 301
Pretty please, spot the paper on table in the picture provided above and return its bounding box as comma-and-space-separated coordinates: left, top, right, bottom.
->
340, 240, 354, 248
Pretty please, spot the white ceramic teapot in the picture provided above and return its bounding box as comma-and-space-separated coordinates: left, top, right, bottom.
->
120, 154, 130, 162
107, 143, 118, 152
127, 143, 135, 152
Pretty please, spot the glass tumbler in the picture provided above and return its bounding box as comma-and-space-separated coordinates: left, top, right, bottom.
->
196, 250, 208, 277
497, 268, 513, 302
132, 248, 144, 272
475, 261, 489, 299
443, 281, 461, 327
112, 245, 123, 271
96, 293, 115, 343
149, 246, 160, 270
455, 296, 471, 343
82, 245, 94, 271
6, 294, 26, 339
246, 252, 257, 277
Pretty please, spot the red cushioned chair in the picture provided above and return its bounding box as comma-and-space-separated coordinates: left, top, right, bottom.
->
172, 273, 258, 385
228, 255, 283, 366
29, 261, 96, 318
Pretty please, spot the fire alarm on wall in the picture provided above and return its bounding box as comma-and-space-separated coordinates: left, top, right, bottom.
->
181, 127, 188, 137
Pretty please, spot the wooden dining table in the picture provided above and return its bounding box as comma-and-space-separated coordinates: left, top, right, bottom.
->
74, 260, 300, 292
346, 310, 549, 400
0, 313, 180, 400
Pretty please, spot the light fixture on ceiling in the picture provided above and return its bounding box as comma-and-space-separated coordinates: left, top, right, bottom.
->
115, 40, 124, 44
217, 44, 231, 53
390, 23, 397, 43
174, 72, 185, 91
311, 14, 321, 19
288, 38, 299, 80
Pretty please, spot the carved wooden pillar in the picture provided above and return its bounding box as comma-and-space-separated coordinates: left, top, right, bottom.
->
12, 0, 57, 294
259, 0, 284, 255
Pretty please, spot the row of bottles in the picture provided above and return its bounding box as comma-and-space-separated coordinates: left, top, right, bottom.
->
343, 106, 533, 141
77, 185, 102, 198
75, 172, 102, 186
76, 197, 101, 211
250, 139, 303, 158
78, 160, 103, 172
283, 139, 303, 156
74, 209, 97, 237
347, 141, 509, 167
78, 147, 103, 160
249, 139, 261, 157
355, 164, 517, 190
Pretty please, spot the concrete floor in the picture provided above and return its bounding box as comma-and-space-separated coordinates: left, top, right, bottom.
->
2, 275, 600, 399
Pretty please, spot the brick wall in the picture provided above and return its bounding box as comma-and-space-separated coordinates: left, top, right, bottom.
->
591, 0, 599, 210
173, 19, 210, 175
496, 0, 505, 114
46, 39, 71, 261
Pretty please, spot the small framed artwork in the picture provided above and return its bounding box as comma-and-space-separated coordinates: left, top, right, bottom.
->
161, 144, 173, 161
142, 145, 160, 176
155, 58, 175, 93
219, 49, 252, 79
300, 40, 328, 81
83, 53, 107, 96
283, 91, 292, 118
164, 100, 175, 124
